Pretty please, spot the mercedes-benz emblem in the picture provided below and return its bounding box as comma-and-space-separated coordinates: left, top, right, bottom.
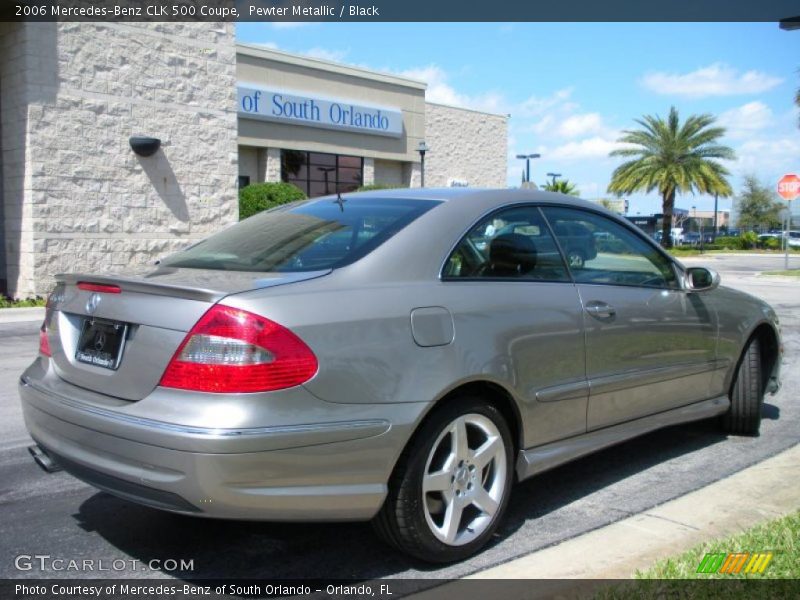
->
93, 331, 106, 351
85, 293, 101, 315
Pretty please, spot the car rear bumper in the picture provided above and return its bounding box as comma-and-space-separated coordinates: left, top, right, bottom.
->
19, 367, 426, 522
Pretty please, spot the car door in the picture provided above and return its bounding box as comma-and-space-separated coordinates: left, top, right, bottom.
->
442, 205, 588, 447
541, 206, 717, 430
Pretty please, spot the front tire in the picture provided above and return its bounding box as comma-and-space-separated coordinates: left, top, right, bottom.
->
721, 338, 764, 436
567, 249, 585, 269
373, 397, 514, 563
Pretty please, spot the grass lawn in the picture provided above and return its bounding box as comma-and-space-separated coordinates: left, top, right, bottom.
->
0, 296, 46, 309
595, 511, 800, 598
635, 510, 799, 579
762, 270, 800, 277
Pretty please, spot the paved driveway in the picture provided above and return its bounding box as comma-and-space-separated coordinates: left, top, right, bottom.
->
0, 254, 797, 580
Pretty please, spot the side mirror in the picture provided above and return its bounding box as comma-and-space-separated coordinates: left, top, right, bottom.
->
685, 267, 720, 292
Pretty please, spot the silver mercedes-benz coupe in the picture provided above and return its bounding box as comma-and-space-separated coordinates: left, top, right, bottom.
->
20, 188, 781, 562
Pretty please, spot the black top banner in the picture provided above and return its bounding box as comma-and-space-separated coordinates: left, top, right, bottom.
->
2, 0, 799, 23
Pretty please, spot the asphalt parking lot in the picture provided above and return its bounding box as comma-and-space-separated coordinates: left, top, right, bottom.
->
0, 253, 798, 581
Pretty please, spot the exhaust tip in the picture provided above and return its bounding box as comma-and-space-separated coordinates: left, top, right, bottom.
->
28, 445, 63, 474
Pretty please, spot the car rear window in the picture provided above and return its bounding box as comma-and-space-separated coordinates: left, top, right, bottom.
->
159, 196, 441, 272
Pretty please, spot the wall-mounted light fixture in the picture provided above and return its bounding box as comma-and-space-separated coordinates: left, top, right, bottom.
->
129, 137, 161, 157
417, 141, 430, 188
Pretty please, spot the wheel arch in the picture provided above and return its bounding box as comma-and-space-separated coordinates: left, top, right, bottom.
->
387, 379, 524, 481
730, 321, 780, 396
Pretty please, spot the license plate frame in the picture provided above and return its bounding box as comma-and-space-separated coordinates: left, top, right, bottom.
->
75, 318, 129, 370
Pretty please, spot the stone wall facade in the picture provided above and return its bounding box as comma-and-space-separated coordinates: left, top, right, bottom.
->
0, 22, 238, 298
424, 102, 508, 189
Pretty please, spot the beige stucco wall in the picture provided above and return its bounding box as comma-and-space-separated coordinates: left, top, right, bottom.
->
0, 22, 238, 297
424, 102, 508, 189
238, 145, 258, 183
374, 159, 405, 187
0, 22, 34, 297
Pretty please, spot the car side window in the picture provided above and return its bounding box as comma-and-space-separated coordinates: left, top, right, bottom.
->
443, 206, 569, 281
541, 207, 678, 289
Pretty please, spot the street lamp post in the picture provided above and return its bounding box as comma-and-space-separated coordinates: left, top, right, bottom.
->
515, 153, 540, 183
546, 172, 561, 186
713, 193, 719, 241
417, 141, 429, 188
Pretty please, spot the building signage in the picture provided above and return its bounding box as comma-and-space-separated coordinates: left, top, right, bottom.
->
237, 85, 403, 138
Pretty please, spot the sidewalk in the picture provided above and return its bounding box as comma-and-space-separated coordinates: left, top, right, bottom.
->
469, 443, 800, 580
0, 307, 44, 324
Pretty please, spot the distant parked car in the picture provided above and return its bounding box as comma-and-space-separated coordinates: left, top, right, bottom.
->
549, 220, 598, 267
787, 231, 800, 248
757, 233, 780, 248
682, 232, 701, 246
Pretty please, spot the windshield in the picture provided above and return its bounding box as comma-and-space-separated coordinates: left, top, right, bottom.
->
160, 196, 441, 272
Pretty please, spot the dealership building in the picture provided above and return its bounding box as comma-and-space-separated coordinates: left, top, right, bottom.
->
0, 23, 508, 298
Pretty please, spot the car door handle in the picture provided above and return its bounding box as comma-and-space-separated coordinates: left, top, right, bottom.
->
584, 301, 616, 319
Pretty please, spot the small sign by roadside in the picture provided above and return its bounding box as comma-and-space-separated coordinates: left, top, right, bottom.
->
777, 173, 800, 200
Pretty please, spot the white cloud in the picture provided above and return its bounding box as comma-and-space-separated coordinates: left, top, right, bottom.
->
517, 88, 575, 118
718, 101, 773, 139
303, 47, 349, 63
397, 65, 506, 113
641, 63, 783, 97
545, 136, 624, 161
733, 136, 800, 176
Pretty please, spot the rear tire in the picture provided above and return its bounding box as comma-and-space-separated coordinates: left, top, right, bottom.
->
373, 397, 514, 563
721, 338, 763, 436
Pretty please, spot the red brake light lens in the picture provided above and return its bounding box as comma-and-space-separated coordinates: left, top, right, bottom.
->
77, 282, 121, 294
159, 305, 318, 393
39, 324, 51, 357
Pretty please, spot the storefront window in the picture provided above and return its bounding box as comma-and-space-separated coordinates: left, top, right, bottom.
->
281, 150, 363, 197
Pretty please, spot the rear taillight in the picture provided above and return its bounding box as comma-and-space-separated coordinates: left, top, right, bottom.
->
39, 324, 51, 357
159, 305, 318, 393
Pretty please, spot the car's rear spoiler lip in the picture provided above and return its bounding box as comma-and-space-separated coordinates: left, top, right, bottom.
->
54, 269, 332, 303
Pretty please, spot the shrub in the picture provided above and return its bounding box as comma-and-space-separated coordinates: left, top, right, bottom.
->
741, 231, 759, 249
355, 183, 406, 192
764, 237, 782, 250
238, 182, 306, 220
0, 296, 46, 309
714, 236, 743, 250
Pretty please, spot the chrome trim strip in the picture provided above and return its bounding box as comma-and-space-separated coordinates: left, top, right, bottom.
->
20, 376, 390, 439
516, 395, 729, 481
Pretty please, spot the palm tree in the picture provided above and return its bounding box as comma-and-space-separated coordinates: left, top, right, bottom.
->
543, 179, 580, 196
608, 106, 735, 248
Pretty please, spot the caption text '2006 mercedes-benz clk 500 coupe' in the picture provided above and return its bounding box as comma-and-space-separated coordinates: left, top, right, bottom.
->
20, 189, 781, 562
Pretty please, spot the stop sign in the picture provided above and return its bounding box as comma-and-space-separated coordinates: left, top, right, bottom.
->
777, 173, 800, 200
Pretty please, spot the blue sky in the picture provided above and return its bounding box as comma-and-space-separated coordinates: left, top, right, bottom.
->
236, 22, 800, 216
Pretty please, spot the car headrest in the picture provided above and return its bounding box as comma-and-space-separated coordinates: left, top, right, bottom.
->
489, 233, 538, 276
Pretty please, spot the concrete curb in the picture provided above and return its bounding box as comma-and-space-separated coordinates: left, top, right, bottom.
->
468, 443, 800, 580
0, 307, 45, 324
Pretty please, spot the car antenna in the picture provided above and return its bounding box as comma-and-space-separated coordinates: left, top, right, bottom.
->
334, 192, 346, 212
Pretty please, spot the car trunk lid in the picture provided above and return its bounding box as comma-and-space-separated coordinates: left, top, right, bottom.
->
44, 267, 330, 401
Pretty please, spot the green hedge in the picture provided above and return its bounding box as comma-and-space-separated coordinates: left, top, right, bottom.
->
355, 183, 406, 192
238, 182, 306, 220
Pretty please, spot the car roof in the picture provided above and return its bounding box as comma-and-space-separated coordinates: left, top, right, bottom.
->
329, 187, 613, 213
